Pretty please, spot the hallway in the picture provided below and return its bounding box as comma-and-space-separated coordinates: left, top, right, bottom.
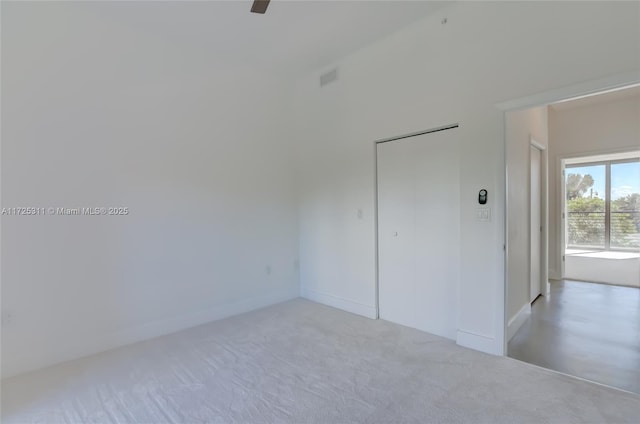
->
508, 280, 640, 394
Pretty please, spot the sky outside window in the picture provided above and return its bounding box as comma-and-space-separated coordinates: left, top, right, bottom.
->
567, 161, 639, 200
611, 161, 640, 200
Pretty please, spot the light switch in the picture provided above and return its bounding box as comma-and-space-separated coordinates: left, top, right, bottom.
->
476, 207, 491, 222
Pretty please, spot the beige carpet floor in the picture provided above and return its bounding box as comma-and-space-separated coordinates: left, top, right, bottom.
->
2, 299, 639, 423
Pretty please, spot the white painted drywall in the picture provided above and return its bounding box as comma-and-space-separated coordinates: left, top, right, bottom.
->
548, 93, 640, 281
505, 107, 548, 327
565, 254, 640, 287
1, 4, 298, 377
293, 1, 640, 354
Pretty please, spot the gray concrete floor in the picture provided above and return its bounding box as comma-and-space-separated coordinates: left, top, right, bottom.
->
509, 279, 640, 394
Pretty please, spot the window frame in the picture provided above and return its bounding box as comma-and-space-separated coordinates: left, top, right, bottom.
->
565, 156, 639, 252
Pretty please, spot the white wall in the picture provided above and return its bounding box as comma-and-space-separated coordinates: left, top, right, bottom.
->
565, 254, 640, 287
1, 4, 298, 377
548, 94, 640, 280
3, 2, 639, 377
293, 1, 640, 354
505, 107, 548, 334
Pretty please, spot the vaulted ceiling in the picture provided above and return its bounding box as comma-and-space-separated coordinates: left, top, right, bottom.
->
12, 1, 448, 77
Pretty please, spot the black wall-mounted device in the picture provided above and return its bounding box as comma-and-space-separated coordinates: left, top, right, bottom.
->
479, 189, 488, 205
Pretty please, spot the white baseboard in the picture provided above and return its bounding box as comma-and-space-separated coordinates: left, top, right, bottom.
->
507, 302, 531, 341
456, 329, 502, 355
3, 287, 299, 379
301, 288, 377, 319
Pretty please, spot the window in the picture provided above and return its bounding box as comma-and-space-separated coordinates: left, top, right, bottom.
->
566, 156, 640, 251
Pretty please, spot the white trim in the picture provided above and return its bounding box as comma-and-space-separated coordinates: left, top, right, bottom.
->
564, 150, 640, 165
2, 287, 300, 379
559, 156, 567, 279
507, 302, 532, 341
496, 71, 640, 111
557, 146, 640, 164
530, 138, 550, 297
457, 330, 501, 355
373, 140, 380, 319
301, 288, 377, 319
502, 115, 510, 356
530, 137, 546, 152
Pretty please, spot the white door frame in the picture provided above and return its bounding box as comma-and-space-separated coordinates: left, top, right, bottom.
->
497, 71, 639, 355
530, 138, 550, 299
560, 157, 567, 280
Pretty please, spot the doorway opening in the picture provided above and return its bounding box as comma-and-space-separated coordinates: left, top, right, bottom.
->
504, 84, 640, 394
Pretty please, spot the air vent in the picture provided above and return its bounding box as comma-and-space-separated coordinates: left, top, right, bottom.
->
320, 68, 338, 87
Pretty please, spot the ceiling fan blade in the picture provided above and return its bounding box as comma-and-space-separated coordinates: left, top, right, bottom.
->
251, 0, 270, 14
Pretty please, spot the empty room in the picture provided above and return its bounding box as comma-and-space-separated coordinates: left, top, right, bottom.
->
1, 1, 639, 423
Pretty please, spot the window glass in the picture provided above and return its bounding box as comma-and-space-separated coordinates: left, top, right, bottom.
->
610, 161, 640, 249
566, 164, 606, 248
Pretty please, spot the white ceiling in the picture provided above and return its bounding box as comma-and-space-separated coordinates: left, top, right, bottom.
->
81, 0, 449, 76
551, 85, 640, 111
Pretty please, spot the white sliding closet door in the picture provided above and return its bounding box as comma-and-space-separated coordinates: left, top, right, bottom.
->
377, 128, 460, 340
